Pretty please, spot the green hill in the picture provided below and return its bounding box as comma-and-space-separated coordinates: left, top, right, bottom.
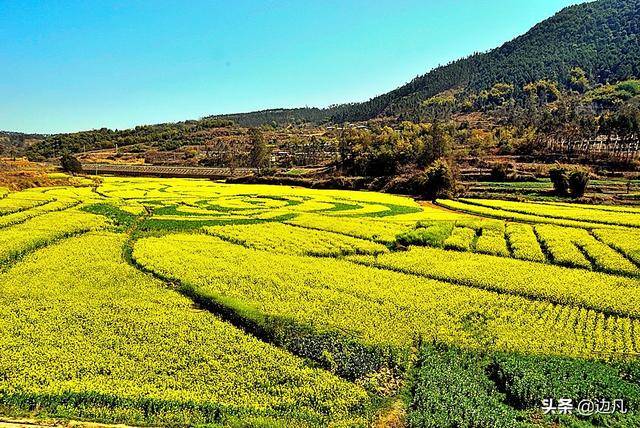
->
332, 0, 640, 122
19, 0, 640, 160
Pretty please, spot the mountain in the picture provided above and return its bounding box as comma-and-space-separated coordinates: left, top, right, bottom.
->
207, 107, 348, 127
209, 0, 639, 125
20, 0, 640, 160
331, 0, 640, 122
0, 131, 46, 157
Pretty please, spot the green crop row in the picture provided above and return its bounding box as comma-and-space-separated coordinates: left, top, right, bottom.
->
408, 343, 640, 428
443, 227, 476, 251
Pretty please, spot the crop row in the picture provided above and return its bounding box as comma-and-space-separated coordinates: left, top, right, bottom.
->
133, 234, 640, 376
409, 343, 640, 427
0, 210, 107, 265
437, 199, 624, 229
543, 200, 640, 215
505, 223, 546, 262
286, 213, 409, 244
0, 233, 369, 426
204, 222, 388, 257
0, 193, 54, 216
594, 228, 640, 266
349, 246, 640, 319
397, 219, 639, 277
535, 224, 639, 275
458, 198, 640, 228
0, 198, 82, 229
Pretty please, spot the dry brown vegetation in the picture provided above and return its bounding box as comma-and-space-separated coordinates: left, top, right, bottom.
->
0, 158, 84, 191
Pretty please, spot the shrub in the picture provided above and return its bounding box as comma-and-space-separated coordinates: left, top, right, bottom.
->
60, 154, 83, 174
423, 159, 455, 200
549, 166, 569, 196
489, 163, 511, 182
568, 169, 590, 198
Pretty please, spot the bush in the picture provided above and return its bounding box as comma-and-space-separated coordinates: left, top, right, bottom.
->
396, 222, 454, 247
549, 166, 569, 196
489, 163, 512, 181
568, 169, 590, 198
549, 166, 589, 198
423, 159, 455, 200
60, 154, 83, 174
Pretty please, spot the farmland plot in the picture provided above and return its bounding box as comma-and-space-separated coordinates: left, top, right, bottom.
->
1, 176, 640, 427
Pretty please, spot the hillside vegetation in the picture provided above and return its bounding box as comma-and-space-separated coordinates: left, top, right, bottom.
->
333, 0, 640, 122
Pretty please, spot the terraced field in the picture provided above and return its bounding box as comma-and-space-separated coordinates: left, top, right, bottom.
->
2, 176, 640, 427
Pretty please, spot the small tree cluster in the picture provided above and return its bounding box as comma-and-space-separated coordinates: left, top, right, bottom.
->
549, 165, 590, 198
60, 153, 83, 174
248, 128, 270, 173
422, 159, 455, 201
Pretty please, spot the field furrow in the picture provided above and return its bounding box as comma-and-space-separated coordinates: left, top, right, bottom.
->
349, 246, 640, 319
133, 234, 640, 367
0, 232, 370, 426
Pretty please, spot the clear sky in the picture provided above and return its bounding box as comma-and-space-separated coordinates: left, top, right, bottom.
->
0, 0, 587, 134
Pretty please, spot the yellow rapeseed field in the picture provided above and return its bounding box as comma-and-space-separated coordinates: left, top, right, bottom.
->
1, 175, 640, 426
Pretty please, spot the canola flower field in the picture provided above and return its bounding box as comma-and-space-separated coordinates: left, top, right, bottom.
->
2, 176, 640, 427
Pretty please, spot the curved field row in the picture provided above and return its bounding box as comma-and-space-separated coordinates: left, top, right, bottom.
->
0, 198, 81, 229
457, 198, 640, 228
437, 199, 628, 229
204, 222, 389, 257
286, 213, 410, 244
0, 210, 107, 266
0, 233, 369, 426
349, 246, 640, 319
133, 234, 640, 365
0, 194, 54, 216
538, 200, 640, 214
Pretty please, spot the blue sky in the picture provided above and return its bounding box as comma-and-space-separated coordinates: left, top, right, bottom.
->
0, 0, 587, 133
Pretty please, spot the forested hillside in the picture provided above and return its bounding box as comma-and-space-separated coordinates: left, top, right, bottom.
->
208, 107, 347, 127
12, 0, 639, 165
332, 0, 640, 122
0, 131, 46, 158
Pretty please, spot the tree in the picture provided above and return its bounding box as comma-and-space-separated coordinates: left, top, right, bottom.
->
490, 162, 513, 181
549, 166, 569, 196
60, 153, 83, 174
423, 158, 455, 200
524, 80, 561, 107
569, 169, 590, 198
569, 67, 590, 93
248, 128, 270, 172
482, 83, 514, 107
